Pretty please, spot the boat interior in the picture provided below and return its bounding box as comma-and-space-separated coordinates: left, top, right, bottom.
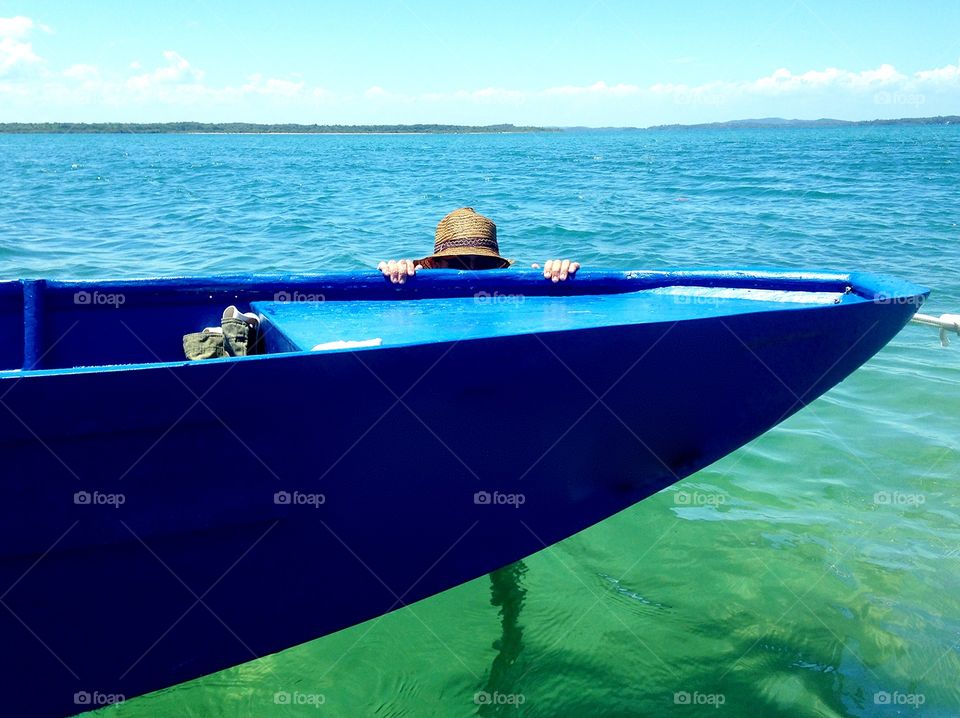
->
0, 269, 911, 374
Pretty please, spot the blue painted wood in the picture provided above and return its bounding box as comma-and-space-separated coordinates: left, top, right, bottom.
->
4, 268, 862, 371
0, 269, 929, 717
0, 279, 24, 370
21, 280, 44, 370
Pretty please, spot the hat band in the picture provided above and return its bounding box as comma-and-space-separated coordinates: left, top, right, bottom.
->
435, 236, 499, 253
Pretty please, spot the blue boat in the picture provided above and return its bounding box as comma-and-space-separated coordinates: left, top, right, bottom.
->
0, 269, 927, 717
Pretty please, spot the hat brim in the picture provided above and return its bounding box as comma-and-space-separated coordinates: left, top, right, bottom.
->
416, 246, 513, 269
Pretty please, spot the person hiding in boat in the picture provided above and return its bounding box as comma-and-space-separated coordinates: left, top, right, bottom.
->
378, 207, 580, 284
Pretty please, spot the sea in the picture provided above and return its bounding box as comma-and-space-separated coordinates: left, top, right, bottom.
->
1, 127, 958, 717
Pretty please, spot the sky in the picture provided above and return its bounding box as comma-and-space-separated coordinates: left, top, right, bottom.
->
1, 0, 958, 126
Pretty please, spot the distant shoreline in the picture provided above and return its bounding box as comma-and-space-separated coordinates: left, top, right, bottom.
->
185, 131, 536, 135
0, 122, 557, 135
641, 115, 959, 131
0, 116, 957, 134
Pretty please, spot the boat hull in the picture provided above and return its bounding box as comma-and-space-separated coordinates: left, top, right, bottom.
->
0, 270, 927, 716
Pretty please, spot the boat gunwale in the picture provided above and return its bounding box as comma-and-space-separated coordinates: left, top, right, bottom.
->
0, 268, 930, 379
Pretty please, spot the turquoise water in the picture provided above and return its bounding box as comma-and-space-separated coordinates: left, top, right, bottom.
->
1, 128, 958, 716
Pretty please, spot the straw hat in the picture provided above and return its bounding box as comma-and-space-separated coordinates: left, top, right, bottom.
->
417, 208, 512, 268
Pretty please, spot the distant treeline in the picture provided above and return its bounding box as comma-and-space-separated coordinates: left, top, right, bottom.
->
646, 115, 960, 130
0, 122, 555, 134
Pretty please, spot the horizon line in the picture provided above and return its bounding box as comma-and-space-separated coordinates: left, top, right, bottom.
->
1, 115, 958, 133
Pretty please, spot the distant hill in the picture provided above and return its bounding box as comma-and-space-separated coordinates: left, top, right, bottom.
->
4, 118, 955, 134
644, 115, 960, 130
0, 122, 556, 134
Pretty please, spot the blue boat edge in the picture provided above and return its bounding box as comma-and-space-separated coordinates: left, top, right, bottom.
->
0, 267, 932, 377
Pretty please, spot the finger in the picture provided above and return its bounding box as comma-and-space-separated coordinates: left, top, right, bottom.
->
415, 264, 423, 270
377, 261, 388, 275
550, 259, 561, 283
569, 262, 580, 275
396, 259, 408, 284
387, 260, 399, 283
559, 259, 571, 281
543, 260, 553, 279
405, 259, 416, 276
531, 263, 540, 269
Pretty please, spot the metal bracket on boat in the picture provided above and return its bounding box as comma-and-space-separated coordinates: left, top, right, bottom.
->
910, 313, 960, 347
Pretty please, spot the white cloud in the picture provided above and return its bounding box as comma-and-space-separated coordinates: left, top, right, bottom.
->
241, 74, 305, 97
0, 15, 41, 75
855, 64, 904, 85
0, 79, 29, 96
647, 63, 925, 107
370, 63, 956, 110
747, 64, 905, 93
543, 80, 640, 96
0, 16, 33, 37
3, 52, 959, 125
648, 80, 729, 109
423, 87, 525, 102
63, 64, 99, 81
420, 81, 635, 105
126, 50, 203, 90
362, 85, 416, 104
471, 87, 519, 99
650, 80, 721, 94
914, 61, 960, 84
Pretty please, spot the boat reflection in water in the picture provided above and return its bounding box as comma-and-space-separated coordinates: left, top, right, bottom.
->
478, 561, 528, 716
